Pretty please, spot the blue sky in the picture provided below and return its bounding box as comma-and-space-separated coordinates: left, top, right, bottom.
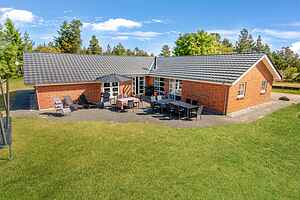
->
1, 0, 300, 55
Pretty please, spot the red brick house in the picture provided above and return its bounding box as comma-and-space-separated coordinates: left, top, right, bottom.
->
23, 53, 281, 114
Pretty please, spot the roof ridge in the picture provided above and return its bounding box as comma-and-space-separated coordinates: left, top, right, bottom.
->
25, 52, 154, 59
157, 52, 266, 59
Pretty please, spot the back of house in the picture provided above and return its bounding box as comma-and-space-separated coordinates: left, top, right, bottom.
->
23, 52, 281, 114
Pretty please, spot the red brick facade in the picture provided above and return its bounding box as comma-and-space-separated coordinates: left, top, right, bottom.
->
181, 81, 229, 113
36, 59, 275, 113
36, 82, 102, 110
226, 60, 273, 113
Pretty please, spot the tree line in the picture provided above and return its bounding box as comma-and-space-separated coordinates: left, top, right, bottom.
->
160, 29, 300, 82
34, 20, 153, 56
1, 18, 300, 82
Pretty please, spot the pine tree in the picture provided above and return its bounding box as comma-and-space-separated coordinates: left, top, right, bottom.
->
235, 28, 255, 53
160, 45, 171, 57
23, 32, 33, 52
1, 19, 24, 76
105, 44, 112, 55
55, 20, 82, 53
254, 35, 270, 53
87, 35, 102, 55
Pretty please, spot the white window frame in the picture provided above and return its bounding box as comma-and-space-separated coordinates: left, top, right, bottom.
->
237, 82, 246, 99
132, 76, 145, 95
154, 77, 165, 95
102, 82, 119, 97
169, 79, 182, 97
260, 80, 268, 94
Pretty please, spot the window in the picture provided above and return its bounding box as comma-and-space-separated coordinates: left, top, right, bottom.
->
154, 77, 165, 95
169, 79, 182, 97
261, 80, 268, 94
237, 82, 246, 98
132, 77, 145, 95
103, 82, 119, 97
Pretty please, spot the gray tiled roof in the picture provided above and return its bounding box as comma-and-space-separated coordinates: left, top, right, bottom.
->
150, 53, 265, 84
24, 52, 266, 85
23, 53, 154, 85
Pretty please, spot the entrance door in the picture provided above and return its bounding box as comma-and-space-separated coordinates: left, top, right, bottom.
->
132, 77, 145, 95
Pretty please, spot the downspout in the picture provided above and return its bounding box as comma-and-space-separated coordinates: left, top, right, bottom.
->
223, 82, 229, 115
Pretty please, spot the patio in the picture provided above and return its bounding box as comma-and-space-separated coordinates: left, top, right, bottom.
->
11, 93, 300, 128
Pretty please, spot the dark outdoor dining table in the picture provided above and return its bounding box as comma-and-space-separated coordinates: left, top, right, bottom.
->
155, 99, 199, 119
169, 101, 199, 119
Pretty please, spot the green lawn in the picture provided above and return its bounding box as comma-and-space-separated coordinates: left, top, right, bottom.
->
9, 78, 32, 91
0, 104, 299, 199
273, 88, 300, 95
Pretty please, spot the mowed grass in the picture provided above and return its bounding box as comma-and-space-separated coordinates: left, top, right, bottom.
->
0, 105, 299, 199
273, 88, 300, 95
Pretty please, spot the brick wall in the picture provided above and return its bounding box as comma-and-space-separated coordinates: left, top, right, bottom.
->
36, 82, 101, 110
227, 60, 273, 113
181, 80, 229, 114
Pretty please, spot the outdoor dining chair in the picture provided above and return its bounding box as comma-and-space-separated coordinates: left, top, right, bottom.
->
127, 99, 135, 112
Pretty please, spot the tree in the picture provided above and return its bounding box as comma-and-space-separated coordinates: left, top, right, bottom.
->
22, 32, 33, 52
34, 42, 60, 53
112, 43, 126, 56
173, 30, 223, 56
254, 35, 270, 53
160, 45, 171, 57
105, 44, 112, 55
54, 20, 82, 53
270, 47, 300, 73
1, 19, 23, 77
220, 39, 234, 53
87, 35, 102, 55
0, 20, 19, 159
235, 28, 255, 53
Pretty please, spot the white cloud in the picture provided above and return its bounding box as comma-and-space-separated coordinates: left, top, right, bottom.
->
253, 28, 300, 39
118, 31, 162, 38
112, 36, 129, 40
83, 18, 142, 31
152, 19, 163, 23
0, 7, 35, 23
286, 22, 300, 27
291, 41, 300, 54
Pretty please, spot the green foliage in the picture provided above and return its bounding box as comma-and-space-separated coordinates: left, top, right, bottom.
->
160, 45, 171, 57
270, 47, 300, 81
112, 43, 126, 55
87, 35, 102, 55
22, 32, 34, 52
255, 35, 270, 53
173, 30, 224, 56
235, 28, 256, 53
34, 42, 60, 53
133, 47, 149, 56
54, 20, 82, 53
0, 19, 24, 78
283, 67, 298, 80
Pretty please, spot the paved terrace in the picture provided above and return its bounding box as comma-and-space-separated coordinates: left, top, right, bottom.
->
10, 92, 300, 128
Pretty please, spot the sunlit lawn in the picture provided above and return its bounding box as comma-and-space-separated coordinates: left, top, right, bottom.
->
0, 103, 299, 199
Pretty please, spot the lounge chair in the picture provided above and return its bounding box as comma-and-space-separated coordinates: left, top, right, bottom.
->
63, 96, 83, 111
53, 97, 71, 116
78, 94, 97, 109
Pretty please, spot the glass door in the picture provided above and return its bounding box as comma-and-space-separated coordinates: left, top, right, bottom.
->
103, 82, 119, 98
132, 77, 145, 95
